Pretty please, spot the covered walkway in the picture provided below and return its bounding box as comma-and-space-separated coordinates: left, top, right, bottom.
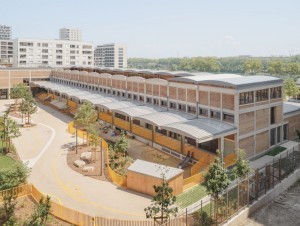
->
31, 80, 237, 166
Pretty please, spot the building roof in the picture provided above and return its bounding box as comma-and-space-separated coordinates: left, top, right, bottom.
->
97, 101, 140, 110
283, 101, 300, 115
127, 159, 183, 180
169, 75, 282, 90
114, 105, 165, 117
161, 118, 237, 142
134, 111, 196, 127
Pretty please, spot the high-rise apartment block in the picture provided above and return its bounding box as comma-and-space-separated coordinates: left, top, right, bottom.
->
0, 40, 14, 65
13, 38, 93, 67
0, 25, 13, 66
0, 25, 12, 40
94, 43, 127, 68
59, 28, 81, 41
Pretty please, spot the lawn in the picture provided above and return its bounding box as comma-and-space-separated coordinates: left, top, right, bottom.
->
176, 184, 207, 208
266, 146, 287, 156
0, 153, 16, 170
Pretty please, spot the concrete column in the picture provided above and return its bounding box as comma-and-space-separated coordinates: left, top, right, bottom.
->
180, 135, 184, 154
221, 137, 225, 163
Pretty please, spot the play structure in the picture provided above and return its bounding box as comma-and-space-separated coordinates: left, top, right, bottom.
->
178, 151, 193, 169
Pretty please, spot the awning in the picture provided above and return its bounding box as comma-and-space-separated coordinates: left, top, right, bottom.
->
161, 118, 237, 142
114, 106, 165, 118
97, 101, 140, 111
134, 111, 196, 127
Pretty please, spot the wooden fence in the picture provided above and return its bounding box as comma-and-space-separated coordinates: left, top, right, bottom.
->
1, 184, 194, 225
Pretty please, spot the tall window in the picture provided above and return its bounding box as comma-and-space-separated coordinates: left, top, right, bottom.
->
256, 89, 269, 102
270, 107, 275, 124
270, 87, 282, 99
239, 91, 254, 105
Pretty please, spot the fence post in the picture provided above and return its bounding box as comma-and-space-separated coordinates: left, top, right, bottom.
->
226, 189, 229, 219
237, 180, 240, 212
279, 155, 281, 183
255, 169, 259, 199
247, 177, 250, 205
186, 208, 188, 226
272, 158, 275, 188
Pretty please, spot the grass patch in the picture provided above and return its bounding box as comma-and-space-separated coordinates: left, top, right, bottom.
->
0, 153, 16, 170
265, 146, 287, 156
176, 184, 207, 208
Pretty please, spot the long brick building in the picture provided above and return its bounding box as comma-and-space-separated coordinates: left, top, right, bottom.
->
1, 67, 299, 168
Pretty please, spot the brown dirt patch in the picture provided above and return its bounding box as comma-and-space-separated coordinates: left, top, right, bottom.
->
1, 196, 71, 226
66, 144, 110, 181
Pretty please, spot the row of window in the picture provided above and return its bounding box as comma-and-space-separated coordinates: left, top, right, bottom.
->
239, 87, 282, 105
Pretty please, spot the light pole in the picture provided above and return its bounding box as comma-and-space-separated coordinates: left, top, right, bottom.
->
100, 138, 103, 176
75, 125, 78, 154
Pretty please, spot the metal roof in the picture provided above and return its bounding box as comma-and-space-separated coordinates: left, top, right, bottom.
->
169, 75, 282, 90
134, 111, 196, 127
161, 118, 237, 142
114, 105, 165, 117
127, 160, 183, 180
283, 101, 300, 115
97, 101, 140, 110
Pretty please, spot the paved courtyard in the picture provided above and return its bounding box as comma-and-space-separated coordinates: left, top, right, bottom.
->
9, 101, 152, 220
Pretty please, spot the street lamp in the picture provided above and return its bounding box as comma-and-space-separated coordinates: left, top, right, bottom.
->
100, 138, 103, 176
75, 125, 78, 154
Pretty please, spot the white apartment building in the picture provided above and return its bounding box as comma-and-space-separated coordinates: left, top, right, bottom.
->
94, 43, 127, 68
0, 40, 13, 65
0, 25, 12, 40
13, 39, 93, 68
59, 28, 81, 41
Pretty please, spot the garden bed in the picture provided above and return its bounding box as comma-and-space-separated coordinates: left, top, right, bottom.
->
265, 146, 287, 156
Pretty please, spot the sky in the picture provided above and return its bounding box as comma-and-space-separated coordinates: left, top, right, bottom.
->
1, 0, 300, 58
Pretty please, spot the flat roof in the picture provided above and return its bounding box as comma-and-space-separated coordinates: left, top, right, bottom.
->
283, 101, 300, 115
127, 159, 183, 180
169, 75, 283, 90
161, 118, 237, 142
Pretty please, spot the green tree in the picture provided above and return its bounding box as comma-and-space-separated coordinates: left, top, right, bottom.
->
24, 196, 51, 226
284, 78, 299, 98
0, 190, 18, 226
89, 130, 100, 161
113, 132, 129, 157
9, 83, 28, 107
231, 149, 252, 179
243, 59, 262, 74
0, 114, 21, 153
0, 163, 30, 190
74, 101, 97, 145
204, 150, 230, 200
193, 211, 214, 226
20, 95, 37, 124
144, 169, 178, 224
0, 163, 30, 226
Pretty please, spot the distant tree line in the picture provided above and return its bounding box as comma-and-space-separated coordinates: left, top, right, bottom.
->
128, 55, 300, 80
